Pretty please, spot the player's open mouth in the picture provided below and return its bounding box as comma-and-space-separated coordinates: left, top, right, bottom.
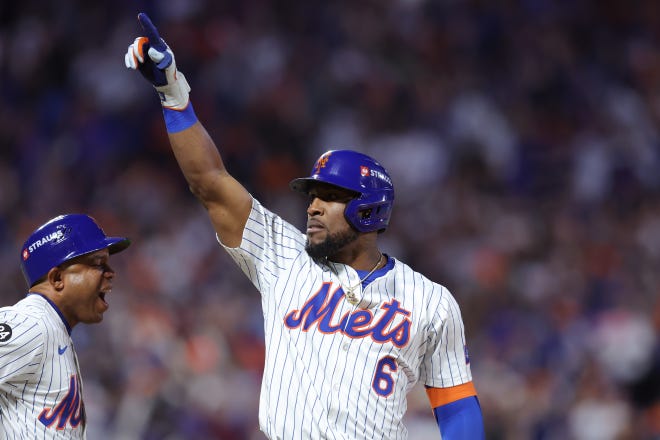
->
99, 291, 108, 305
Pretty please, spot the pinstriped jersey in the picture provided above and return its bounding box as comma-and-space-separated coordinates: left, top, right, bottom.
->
0, 294, 85, 439
222, 199, 472, 440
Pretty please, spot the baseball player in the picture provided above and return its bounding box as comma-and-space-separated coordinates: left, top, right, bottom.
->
125, 13, 484, 439
0, 214, 130, 438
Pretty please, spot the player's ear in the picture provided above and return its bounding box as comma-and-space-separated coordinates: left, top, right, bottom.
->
46, 266, 65, 291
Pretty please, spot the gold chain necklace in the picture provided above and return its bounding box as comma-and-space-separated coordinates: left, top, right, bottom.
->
344, 253, 383, 305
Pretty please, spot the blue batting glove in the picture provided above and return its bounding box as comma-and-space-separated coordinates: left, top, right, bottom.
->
125, 12, 190, 110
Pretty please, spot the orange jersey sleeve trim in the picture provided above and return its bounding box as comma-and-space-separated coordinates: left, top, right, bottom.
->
426, 382, 477, 408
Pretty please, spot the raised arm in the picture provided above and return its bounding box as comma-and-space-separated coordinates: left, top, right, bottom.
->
125, 13, 251, 247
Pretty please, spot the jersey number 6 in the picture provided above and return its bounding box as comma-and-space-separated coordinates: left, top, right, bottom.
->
372, 356, 398, 397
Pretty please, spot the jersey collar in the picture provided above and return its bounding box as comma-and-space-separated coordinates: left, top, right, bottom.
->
26, 292, 72, 335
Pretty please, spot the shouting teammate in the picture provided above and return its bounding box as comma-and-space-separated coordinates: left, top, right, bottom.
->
0, 214, 130, 438
125, 13, 484, 439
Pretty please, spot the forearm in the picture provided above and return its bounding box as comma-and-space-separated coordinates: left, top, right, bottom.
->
167, 114, 226, 191
166, 111, 252, 245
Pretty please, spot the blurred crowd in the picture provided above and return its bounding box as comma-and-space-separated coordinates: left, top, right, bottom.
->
1, 0, 660, 438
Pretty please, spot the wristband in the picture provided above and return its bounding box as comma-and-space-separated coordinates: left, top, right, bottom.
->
163, 103, 198, 133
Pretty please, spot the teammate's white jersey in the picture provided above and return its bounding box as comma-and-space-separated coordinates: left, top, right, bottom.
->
0, 294, 85, 439
222, 199, 472, 440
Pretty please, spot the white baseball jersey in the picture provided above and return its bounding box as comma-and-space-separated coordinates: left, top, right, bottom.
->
222, 199, 472, 440
0, 294, 86, 439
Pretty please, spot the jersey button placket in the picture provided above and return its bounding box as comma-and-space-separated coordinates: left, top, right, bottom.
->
329, 301, 352, 418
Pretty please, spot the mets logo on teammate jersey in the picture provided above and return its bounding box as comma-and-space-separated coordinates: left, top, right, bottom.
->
284, 282, 411, 347
38, 374, 85, 430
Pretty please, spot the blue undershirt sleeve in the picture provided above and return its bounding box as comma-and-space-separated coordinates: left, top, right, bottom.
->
432, 395, 485, 439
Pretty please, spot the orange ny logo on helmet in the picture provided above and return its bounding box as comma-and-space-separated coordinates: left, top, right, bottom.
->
313, 152, 332, 174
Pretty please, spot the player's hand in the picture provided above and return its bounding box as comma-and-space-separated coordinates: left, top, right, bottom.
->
124, 12, 191, 110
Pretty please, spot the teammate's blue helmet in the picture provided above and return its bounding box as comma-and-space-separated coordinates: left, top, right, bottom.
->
290, 150, 395, 233
20, 214, 130, 287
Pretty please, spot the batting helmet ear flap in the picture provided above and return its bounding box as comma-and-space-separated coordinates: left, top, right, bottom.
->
344, 190, 394, 233
290, 150, 395, 233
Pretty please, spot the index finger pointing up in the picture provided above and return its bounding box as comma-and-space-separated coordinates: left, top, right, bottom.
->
137, 13, 167, 51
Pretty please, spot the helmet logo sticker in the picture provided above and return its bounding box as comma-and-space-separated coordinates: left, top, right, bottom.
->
24, 225, 73, 259
26, 230, 65, 254
56, 226, 72, 243
313, 152, 332, 174
371, 169, 393, 185
360, 166, 370, 176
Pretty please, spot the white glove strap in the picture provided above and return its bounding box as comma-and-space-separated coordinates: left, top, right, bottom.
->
146, 46, 191, 110
155, 71, 191, 110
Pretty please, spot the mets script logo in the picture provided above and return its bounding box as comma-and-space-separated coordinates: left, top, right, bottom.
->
313, 152, 332, 174
284, 282, 412, 347
39, 375, 85, 430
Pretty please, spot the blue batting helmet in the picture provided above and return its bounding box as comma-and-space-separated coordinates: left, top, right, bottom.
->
290, 150, 395, 232
20, 214, 130, 287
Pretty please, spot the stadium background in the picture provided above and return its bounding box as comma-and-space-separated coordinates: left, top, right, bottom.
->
1, 0, 659, 438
